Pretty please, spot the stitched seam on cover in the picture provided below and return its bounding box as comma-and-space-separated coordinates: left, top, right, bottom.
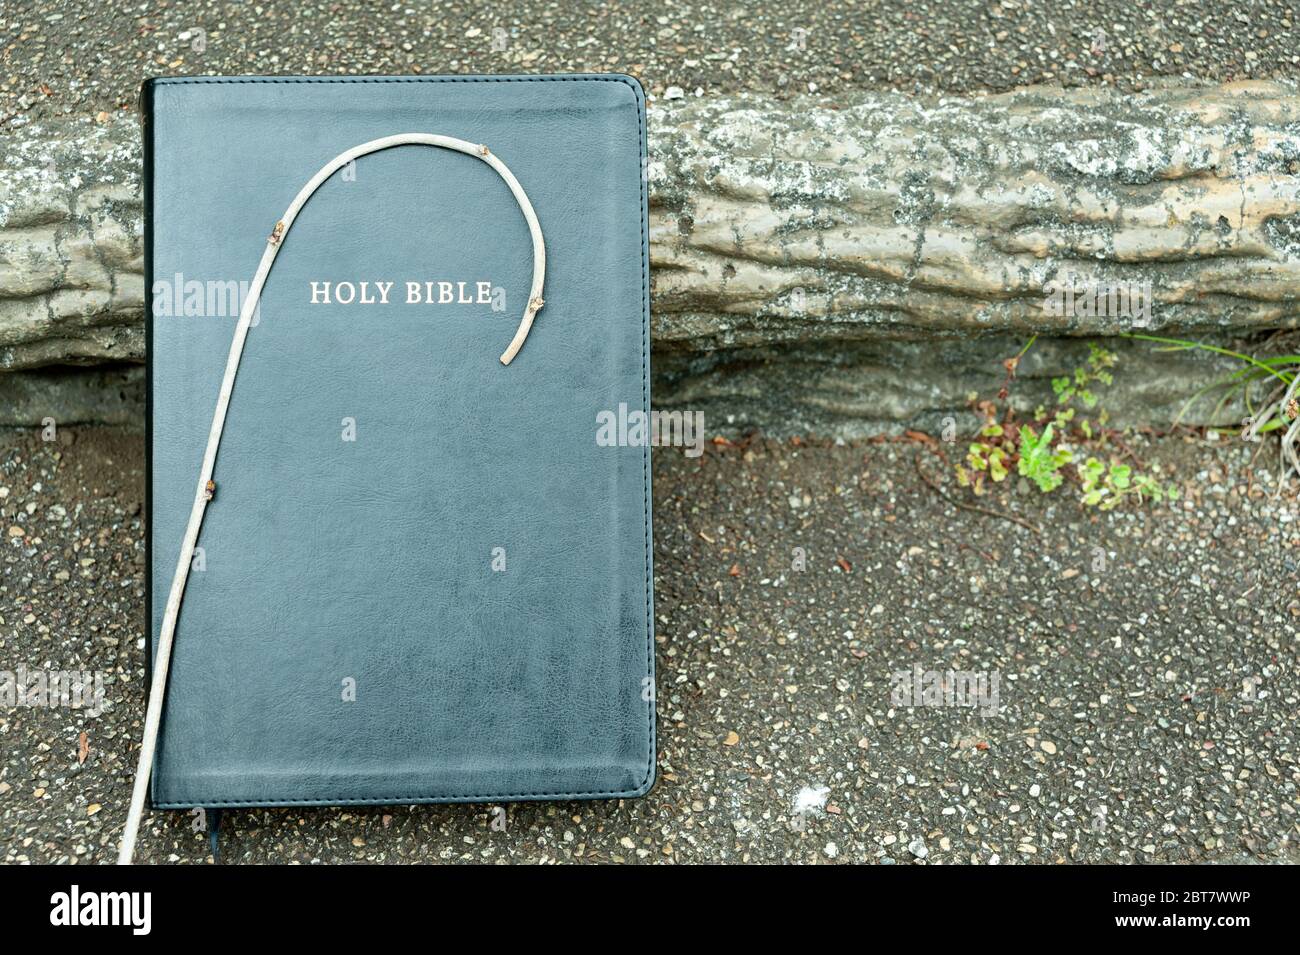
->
154, 73, 654, 804
155, 789, 632, 807
635, 75, 655, 796
152, 76, 634, 86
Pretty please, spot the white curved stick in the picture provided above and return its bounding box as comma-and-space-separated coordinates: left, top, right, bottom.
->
118, 135, 546, 864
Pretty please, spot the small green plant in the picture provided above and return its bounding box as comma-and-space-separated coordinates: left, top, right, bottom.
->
1017, 423, 1071, 492
1051, 343, 1115, 409
954, 340, 1179, 508
1125, 332, 1300, 485
1077, 457, 1174, 509
962, 421, 1010, 487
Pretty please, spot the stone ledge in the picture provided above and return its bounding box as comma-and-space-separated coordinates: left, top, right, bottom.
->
2, 82, 1298, 430
649, 81, 1300, 351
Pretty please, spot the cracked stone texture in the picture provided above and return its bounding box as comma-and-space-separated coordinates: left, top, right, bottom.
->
2, 82, 1299, 430
0, 118, 143, 372
649, 82, 1300, 350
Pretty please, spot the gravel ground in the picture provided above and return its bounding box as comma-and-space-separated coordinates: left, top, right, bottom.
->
3, 0, 1298, 868
2, 425, 1296, 864
3, 0, 1298, 126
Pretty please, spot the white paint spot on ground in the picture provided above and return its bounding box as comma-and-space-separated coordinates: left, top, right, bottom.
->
793, 785, 829, 815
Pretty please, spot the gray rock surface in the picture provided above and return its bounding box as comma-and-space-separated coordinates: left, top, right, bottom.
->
2, 82, 1298, 430
0, 366, 144, 427
0, 119, 143, 371
654, 333, 1251, 436
649, 82, 1300, 347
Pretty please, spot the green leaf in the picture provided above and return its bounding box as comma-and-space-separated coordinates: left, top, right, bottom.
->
1018, 423, 1066, 492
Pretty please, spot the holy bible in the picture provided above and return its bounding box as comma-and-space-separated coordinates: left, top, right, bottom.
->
141, 75, 654, 814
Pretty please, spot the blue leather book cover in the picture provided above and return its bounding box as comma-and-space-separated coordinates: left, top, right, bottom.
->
144, 75, 654, 807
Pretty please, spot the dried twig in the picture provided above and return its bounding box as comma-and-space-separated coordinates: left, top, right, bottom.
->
119, 132, 548, 866
1104, 430, 1145, 470
914, 452, 1042, 536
